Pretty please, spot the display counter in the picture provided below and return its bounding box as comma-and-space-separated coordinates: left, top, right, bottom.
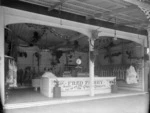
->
40, 77, 116, 97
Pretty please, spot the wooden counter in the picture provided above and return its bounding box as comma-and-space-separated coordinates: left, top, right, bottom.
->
40, 77, 116, 97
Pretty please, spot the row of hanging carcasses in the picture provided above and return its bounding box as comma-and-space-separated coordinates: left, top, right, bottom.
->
5, 56, 17, 88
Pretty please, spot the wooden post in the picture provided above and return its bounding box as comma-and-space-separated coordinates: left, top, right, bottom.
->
89, 38, 95, 96
0, 6, 5, 105
142, 44, 146, 92
144, 27, 150, 92
147, 27, 150, 60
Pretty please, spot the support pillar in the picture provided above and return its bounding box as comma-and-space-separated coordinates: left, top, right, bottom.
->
142, 44, 148, 92
145, 27, 150, 92
89, 38, 95, 96
0, 7, 5, 105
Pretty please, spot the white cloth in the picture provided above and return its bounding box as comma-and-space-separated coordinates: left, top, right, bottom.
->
126, 65, 138, 84
42, 72, 57, 78
7, 60, 17, 87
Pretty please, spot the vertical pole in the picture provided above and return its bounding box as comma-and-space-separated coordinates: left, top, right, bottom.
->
89, 38, 95, 96
0, 6, 5, 105
147, 27, 150, 60
142, 44, 146, 91
144, 27, 150, 92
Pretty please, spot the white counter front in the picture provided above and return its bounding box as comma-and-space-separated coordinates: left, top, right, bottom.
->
40, 77, 116, 97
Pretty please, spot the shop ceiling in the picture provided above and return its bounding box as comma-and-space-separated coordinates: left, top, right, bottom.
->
1, 0, 149, 35
6, 23, 132, 53
6, 23, 89, 52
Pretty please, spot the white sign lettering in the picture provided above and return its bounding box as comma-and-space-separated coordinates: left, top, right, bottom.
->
51, 79, 115, 92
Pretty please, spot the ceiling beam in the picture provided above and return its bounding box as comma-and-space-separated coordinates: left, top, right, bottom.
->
108, 5, 137, 14
124, 0, 150, 10
94, 5, 137, 18
20, 0, 145, 24
1, 0, 147, 35
118, 20, 149, 26
48, 0, 67, 11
